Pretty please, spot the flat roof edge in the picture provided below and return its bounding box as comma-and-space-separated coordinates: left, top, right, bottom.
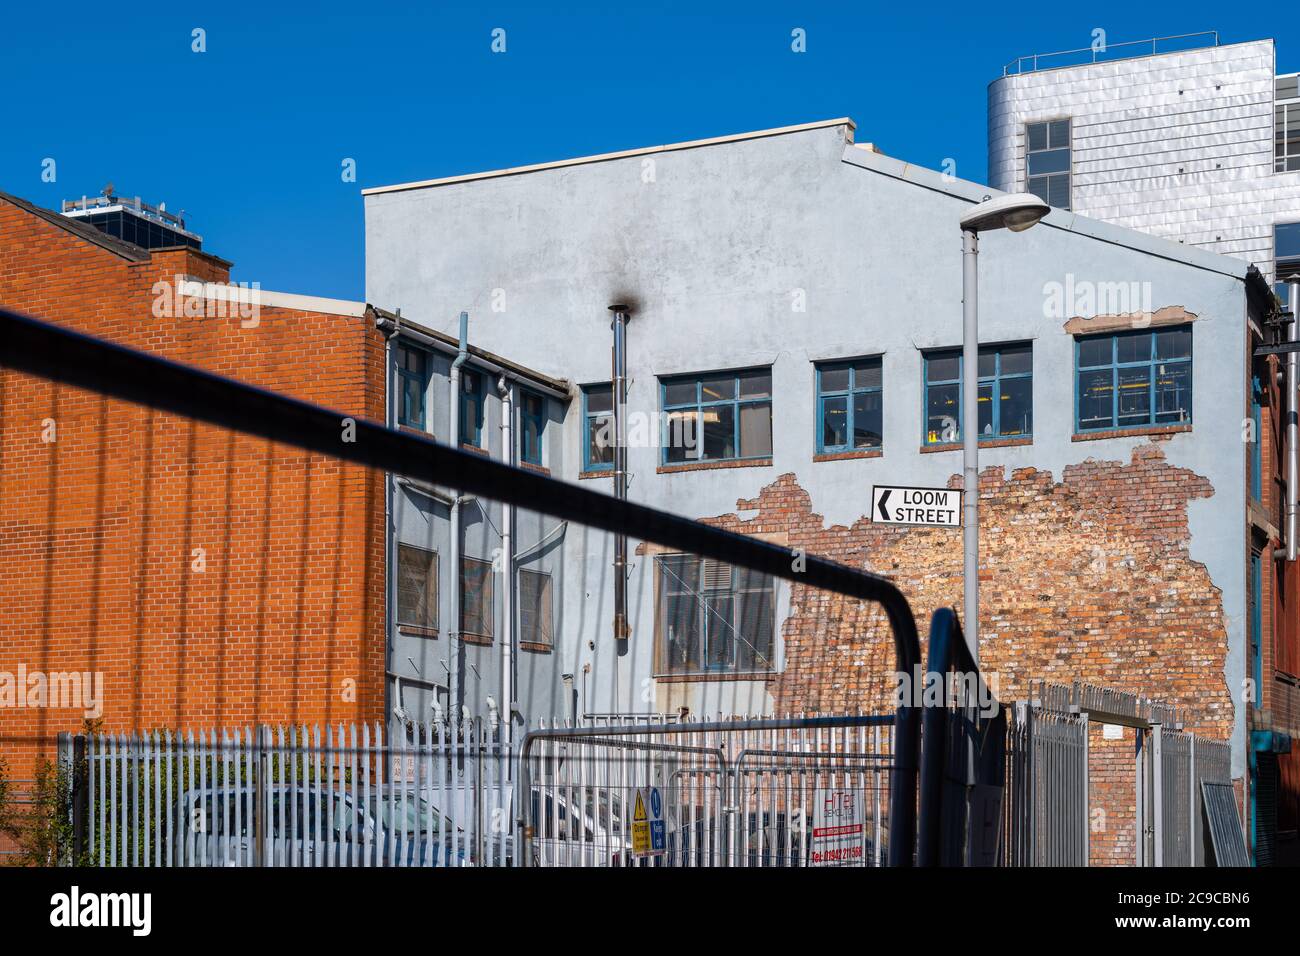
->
362, 118, 856, 197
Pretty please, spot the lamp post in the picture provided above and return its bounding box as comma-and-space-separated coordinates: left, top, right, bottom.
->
958, 194, 1049, 664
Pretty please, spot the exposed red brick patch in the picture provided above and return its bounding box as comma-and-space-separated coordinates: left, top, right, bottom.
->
698, 443, 1232, 742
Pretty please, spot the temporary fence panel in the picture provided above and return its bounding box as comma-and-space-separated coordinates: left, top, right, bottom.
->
519, 715, 895, 868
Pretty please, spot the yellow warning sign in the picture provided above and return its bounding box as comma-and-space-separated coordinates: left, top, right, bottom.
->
631, 789, 651, 854
630, 787, 665, 857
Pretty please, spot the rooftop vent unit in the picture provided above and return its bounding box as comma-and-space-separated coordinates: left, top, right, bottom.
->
62, 185, 202, 250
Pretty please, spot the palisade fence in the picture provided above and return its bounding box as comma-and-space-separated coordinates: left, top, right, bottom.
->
58, 712, 898, 868
1002, 682, 1235, 867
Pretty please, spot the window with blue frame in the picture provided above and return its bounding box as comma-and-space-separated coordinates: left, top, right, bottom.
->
923, 343, 1032, 445
520, 389, 546, 466
1075, 327, 1192, 432
459, 368, 485, 447
582, 384, 614, 472
397, 345, 427, 429
661, 369, 772, 464
816, 357, 882, 453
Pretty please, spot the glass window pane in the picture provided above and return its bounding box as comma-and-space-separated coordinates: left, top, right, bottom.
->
1078, 369, 1114, 430
1116, 332, 1152, 364
701, 405, 735, 459
977, 349, 997, 380
926, 383, 960, 443
853, 358, 882, 389
1155, 327, 1191, 360
977, 382, 994, 436
1047, 174, 1070, 210
820, 364, 850, 393
1048, 119, 1070, 148
700, 376, 735, 402
1027, 122, 1048, 152
1000, 343, 1032, 375
738, 370, 771, 398
1027, 176, 1051, 205
585, 384, 613, 414
1154, 362, 1192, 424
739, 402, 771, 458
663, 379, 696, 406
822, 395, 848, 449
587, 414, 613, 465
852, 391, 882, 448
999, 377, 1033, 436
665, 410, 699, 462
1117, 366, 1152, 425
1027, 148, 1070, 176
1078, 337, 1111, 368
704, 595, 735, 668
927, 352, 960, 383
734, 586, 774, 671
1277, 222, 1300, 261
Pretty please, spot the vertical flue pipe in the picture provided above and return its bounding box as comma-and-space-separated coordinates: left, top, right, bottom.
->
497, 373, 516, 744
609, 304, 631, 643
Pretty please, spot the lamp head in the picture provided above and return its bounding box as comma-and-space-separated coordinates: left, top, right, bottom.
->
960, 193, 1050, 233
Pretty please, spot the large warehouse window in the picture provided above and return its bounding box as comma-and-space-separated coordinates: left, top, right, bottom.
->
581, 384, 614, 472
1075, 327, 1192, 432
397, 544, 438, 632
661, 369, 772, 464
816, 357, 883, 453
1026, 119, 1071, 210
923, 344, 1032, 445
655, 554, 775, 676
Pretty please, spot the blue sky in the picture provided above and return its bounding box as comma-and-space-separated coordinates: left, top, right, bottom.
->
2, 3, 1294, 300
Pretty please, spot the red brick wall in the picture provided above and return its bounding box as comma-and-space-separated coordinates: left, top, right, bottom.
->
0, 196, 387, 780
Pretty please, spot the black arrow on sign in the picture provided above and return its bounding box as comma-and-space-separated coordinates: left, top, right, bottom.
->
876, 489, 891, 522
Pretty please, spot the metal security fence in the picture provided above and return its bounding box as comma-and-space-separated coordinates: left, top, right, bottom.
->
1004, 705, 1088, 866
519, 715, 895, 868
1003, 682, 1236, 867
70, 720, 514, 867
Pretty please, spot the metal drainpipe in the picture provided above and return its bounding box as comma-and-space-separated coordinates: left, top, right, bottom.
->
1287, 281, 1298, 562
449, 312, 469, 715
382, 308, 401, 734
609, 304, 631, 644
497, 373, 516, 745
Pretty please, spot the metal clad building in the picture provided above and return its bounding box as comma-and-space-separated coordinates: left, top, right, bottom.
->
990, 37, 1300, 283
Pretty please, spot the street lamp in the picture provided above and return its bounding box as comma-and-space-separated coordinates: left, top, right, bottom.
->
958, 193, 1049, 665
